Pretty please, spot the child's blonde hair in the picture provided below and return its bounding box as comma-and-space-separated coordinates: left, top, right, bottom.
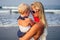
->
31, 2, 48, 27
18, 3, 30, 15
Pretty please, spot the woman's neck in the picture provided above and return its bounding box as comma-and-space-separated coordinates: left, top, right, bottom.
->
34, 16, 40, 22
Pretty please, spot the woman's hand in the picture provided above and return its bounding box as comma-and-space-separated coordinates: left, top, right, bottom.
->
19, 37, 28, 40
19, 37, 24, 40
19, 38, 22, 40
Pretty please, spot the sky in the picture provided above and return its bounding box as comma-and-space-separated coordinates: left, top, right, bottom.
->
0, 0, 60, 9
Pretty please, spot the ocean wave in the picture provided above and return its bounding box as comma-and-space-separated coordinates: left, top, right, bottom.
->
0, 12, 60, 27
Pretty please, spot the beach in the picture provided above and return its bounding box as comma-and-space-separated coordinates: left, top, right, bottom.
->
0, 26, 60, 40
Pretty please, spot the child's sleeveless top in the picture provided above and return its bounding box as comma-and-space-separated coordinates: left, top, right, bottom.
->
17, 16, 31, 33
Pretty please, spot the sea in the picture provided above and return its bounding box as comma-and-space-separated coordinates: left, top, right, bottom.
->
0, 12, 60, 27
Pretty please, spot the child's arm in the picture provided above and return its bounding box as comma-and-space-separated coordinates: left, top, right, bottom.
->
18, 19, 26, 26
18, 18, 32, 27
29, 19, 35, 26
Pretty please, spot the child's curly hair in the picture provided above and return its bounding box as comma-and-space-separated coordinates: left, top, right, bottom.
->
18, 3, 30, 15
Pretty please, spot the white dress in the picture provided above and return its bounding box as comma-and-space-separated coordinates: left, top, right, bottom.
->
19, 25, 31, 33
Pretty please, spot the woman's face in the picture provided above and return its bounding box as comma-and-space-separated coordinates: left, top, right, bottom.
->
31, 6, 40, 17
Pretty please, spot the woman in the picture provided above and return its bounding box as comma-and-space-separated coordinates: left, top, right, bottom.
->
18, 2, 48, 40
31, 2, 48, 40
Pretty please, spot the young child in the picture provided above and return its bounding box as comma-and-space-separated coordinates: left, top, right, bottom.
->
17, 3, 35, 40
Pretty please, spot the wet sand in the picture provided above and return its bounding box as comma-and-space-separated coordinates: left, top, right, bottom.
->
47, 26, 60, 40
0, 26, 60, 40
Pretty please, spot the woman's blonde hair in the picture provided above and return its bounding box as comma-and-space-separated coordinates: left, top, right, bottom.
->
31, 2, 48, 27
18, 3, 30, 15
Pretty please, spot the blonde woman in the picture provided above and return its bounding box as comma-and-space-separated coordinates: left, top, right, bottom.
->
31, 2, 48, 40
19, 2, 48, 40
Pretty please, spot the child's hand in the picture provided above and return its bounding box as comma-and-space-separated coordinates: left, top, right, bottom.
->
25, 18, 35, 26
25, 18, 30, 21
25, 18, 30, 24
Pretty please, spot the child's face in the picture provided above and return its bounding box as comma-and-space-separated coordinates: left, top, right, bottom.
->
23, 9, 30, 17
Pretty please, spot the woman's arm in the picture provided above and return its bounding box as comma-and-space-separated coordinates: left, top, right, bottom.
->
19, 23, 43, 40
29, 19, 35, 26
